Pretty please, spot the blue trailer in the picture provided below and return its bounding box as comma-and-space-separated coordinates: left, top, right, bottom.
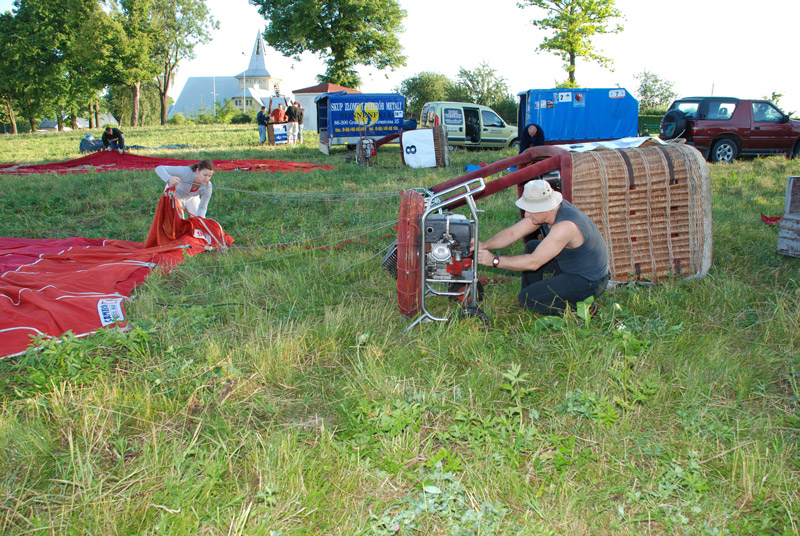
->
315, 91, 405, 154
517, 88, 639, 144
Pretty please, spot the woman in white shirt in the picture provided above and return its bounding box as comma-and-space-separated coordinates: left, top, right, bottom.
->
155, 159, 214, 218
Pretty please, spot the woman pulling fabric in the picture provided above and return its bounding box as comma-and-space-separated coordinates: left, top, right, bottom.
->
155, 160, 214, 218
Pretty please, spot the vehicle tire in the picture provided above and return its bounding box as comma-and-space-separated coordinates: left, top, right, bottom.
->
793, 141, 800, 159
710, 139, 738, 163
448, 145, 459, 152
659, 110, 687, 140
509, 138, 520, 150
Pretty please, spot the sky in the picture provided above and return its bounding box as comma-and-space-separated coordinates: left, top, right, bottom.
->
2, 0, 799, 116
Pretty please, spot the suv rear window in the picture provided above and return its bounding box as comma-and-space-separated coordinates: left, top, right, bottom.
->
671, 101, 700, 118
704, 100, 737, 120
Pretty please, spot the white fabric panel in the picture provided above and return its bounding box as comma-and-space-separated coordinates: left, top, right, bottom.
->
401, 129, 437, 168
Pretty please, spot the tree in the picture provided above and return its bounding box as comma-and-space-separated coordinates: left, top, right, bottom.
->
452, 63, 510, 107
106, 81, 162, 126
249, 0, 407, 88
0, 0, 73, 131
634, 70, 676, 113
396, 71, 453, 118
0, 11, 20, 134
60, 1, 119, 129
151, 0, 218, 125
109, 0, 160, 127
519, 0, 623, 86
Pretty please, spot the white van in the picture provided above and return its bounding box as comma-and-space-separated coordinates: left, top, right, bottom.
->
419, 101, 518, 150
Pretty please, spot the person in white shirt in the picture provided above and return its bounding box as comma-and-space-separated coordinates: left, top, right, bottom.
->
154, 159, 214, 218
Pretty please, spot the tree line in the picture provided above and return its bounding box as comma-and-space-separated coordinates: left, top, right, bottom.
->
2, 0, 663, 133
0, 0, 217, 134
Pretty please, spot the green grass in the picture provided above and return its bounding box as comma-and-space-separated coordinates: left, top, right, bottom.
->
1, 125, 799, 534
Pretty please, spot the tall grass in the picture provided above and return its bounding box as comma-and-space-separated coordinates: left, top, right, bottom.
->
1, 126, 799, 534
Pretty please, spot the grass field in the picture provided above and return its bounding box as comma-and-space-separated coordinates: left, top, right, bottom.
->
1, 125, 799, 535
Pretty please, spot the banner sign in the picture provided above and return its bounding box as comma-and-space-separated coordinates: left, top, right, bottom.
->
327, 94, 405, 138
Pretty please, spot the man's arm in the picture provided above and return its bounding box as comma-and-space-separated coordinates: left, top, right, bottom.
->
477, 220, 578, 271
479, 217, 538, 251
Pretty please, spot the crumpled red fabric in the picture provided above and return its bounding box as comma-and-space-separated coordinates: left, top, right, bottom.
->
0, 192, 233, 359
0, 151, 335, 174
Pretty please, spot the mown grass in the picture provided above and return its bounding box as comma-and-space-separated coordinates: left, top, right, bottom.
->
1, 125, 799, 535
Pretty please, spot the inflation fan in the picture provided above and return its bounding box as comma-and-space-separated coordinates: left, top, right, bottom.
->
382, 178, 488, 329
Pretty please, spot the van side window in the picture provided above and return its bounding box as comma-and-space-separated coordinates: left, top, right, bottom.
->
481, 110, 503, 127
443, 108, 463, 125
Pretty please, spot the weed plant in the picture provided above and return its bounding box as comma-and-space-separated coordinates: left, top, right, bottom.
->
1, 126, 799, 534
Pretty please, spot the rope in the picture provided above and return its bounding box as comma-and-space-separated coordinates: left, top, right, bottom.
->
215, 185, 399, 200
230, 220, 396, 250
190, 221, 396, 270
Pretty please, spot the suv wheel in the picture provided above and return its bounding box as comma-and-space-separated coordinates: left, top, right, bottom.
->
711, 139, 738, 163
660, 110, 687, 140
793, 141, 800, 160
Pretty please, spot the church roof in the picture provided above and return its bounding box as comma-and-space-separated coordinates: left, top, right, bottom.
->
169, 76, 240, 118
293, 82, 360, 94
234, 31, 272, 79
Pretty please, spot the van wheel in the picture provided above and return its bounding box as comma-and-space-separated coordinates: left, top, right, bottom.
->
711, 139, 738, 162
448, 145, 459, 152
510, 139, 520, 150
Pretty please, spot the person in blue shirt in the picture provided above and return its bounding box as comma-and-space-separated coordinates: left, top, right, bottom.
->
518, 123, 545, 153
256, 106, 269, 144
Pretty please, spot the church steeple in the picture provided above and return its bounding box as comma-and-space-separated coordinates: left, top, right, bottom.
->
236, 31, 272, 80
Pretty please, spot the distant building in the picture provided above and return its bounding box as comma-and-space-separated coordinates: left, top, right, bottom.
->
169, 31, 285, 119
37, 113, 119, 132
292, 82, 360, 134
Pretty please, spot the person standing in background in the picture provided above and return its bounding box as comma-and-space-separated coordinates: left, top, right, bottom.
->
256, 106, 268, 145
285, 101, 299, 145
270, 103, 286, 123
296, 102, 305, 143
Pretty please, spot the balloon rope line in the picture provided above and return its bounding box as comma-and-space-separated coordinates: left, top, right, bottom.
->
323, 242, 396, 280
232, 220, 396, 250
192, 221, 396, 270
215, 185, 399, 200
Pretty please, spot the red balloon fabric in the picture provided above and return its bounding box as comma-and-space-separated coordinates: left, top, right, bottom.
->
0, 194, 233, 359
0, 151, 334, 174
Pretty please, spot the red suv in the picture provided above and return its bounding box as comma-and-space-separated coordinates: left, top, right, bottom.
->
660, 97, 800, 162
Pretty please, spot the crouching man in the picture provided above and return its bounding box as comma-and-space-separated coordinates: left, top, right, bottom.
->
102, 126, 125, 154
476, 180, 609, 315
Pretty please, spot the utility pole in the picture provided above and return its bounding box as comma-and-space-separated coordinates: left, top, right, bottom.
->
241, 51, 247, 114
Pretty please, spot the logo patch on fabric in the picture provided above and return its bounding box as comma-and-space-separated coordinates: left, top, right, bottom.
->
193, 229, 206, 240
97, 298, 124, 326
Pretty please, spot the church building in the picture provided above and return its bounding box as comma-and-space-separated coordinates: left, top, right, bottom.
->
169, 32, 285, 119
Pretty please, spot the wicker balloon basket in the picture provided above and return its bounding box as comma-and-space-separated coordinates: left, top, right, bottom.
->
432, 125, 450, 168
567, 142, 712, 283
